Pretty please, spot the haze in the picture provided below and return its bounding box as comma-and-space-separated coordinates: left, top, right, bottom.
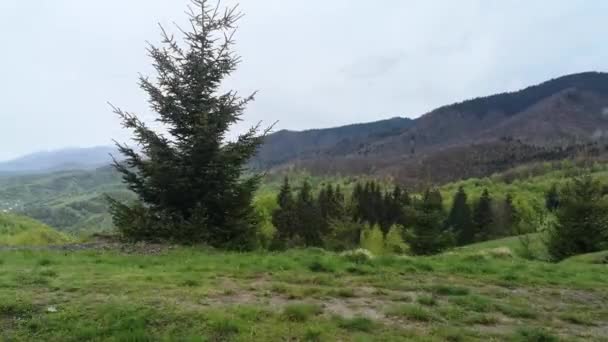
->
1, 0, 607, 160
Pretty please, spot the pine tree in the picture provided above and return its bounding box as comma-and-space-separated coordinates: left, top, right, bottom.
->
446, 186, 473, 245
490, 194, 517, 239
545, 184, 560, 212
548, 175, 608, 260
405, 188, 452, 255
422, 188, 443, 212
272, 177, 297, 248
472, 189, 494, 241
295, 180, 323, 246
106, 0, 269, 249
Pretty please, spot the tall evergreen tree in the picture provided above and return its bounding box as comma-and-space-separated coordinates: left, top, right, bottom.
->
272, 177, 297, 247
473, 189, 494, 241
295, 180, 323, 246
406, 188, 452, 255
422, 188, 444, 212
490, 194, 517, 239
548, 176, 608, 260
107, 0, 268, 249
545, 184, 560, 212
446, 186, 473, 245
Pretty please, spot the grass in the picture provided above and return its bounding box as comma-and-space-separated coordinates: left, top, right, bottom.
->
336, 316, 377, 332
386, 304, 439, 322
282, 303, 323, 322
0, 213, 73, 246
0, 246, 607, 340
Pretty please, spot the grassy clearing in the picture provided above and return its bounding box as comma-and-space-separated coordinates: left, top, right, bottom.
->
0, 246, 607, 341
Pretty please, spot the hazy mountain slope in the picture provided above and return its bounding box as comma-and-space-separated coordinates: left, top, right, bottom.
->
0, 146, 118, 174
258, 72, 608, 181
252, 117, 413, 168
364, 72, 608, 157
0, 166, 131, 234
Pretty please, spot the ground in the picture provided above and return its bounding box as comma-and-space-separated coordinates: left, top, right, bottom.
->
0, 241, 607, 341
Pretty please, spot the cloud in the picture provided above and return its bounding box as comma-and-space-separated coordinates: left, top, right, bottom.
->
0, 0, 608, 160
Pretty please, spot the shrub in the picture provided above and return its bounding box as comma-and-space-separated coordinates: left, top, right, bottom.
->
341, 249, 374, 264
324, 218, 365, 251
384, 225, 408, 254
360, 224, 385, 255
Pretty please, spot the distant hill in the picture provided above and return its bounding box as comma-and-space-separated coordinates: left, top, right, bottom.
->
0, 146, 118, 175
0, 213, 73, 246
255, 72, 608, 183
0, 166, 131, 234
252, 117, 413, 169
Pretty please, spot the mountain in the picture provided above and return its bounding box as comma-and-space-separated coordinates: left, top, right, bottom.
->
254, 72, 608, 183
252, 117, 413, 169
0, 166, 131, 234
0, 146, 118, 174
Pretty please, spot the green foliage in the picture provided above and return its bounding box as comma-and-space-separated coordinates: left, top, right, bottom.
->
473, 189, 494, 241
384, 225, 408, 254
294, 180, 324, 247
271, 177, 299, 249
107, 1, 265, 249
446, 186, 473, 245
324, 218, 364, 251
544, 184, 560, 212
405, 190, 454, 255
547, 175, 608, 261
360, 224, 385, 255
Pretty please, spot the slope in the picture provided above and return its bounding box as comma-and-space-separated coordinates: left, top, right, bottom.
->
0, 213, 73, 246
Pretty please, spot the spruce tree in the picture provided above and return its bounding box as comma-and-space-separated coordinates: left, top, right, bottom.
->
405, 188, 452, 255
545, 184, 560, 212
548, 176, 608, 260
491, 194, 517, 239
472, 189, 494, 241
295, 180, 323, 246
107, 0, 268, 249
446, 186, 473, 245
272, 177, 297, 247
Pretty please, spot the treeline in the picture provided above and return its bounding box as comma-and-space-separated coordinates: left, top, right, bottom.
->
270, 178, 519, 255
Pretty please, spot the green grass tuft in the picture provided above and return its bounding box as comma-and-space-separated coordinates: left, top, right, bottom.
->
282, 303, 323, 322
336, 316, 377, 332
386, 304, 438, 322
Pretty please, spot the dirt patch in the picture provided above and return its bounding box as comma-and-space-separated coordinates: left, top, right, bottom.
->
0, 234, 176, 255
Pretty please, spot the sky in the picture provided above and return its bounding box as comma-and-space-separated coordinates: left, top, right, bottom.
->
1, 0, 608, 161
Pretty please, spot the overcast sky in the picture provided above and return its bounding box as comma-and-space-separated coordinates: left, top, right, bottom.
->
1, 0, 607, 160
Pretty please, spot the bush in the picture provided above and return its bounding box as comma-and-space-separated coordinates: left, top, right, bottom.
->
341, 249, 374, 264
360, 224, 385, 255
324, 218, 365, 251
384, 225, 408, 254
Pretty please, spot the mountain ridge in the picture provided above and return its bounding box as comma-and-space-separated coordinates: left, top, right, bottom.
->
0, 146, 118, 175
253, 71, 608, 182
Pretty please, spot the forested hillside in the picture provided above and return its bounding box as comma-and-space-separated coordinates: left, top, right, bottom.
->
0, 167, 131, 234
254, 72, 608, 183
